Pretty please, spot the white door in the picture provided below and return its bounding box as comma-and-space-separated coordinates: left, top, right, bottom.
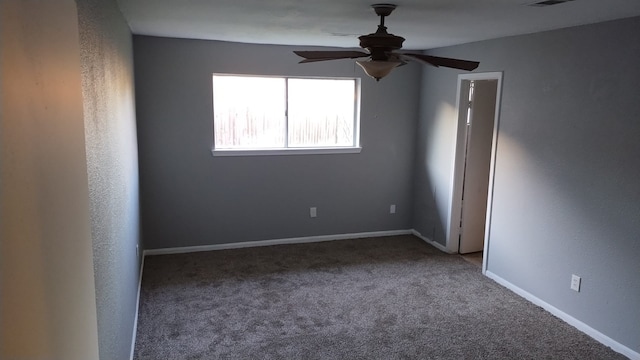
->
458, 79, 498, 254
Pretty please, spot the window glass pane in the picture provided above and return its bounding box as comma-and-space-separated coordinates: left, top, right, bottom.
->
287, 78, 355, 148
213, 75, 285, 149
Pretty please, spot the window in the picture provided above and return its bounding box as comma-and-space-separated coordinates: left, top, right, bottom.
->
212, 74, 361, 156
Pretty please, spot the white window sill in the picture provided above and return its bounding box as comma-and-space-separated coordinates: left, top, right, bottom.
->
211, 147, 362, 157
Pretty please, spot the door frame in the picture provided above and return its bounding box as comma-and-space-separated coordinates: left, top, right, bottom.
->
445, 72, 503, 274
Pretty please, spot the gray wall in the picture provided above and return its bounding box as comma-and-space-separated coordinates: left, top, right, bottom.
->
1, 0, 100, 358
412, 64, 461, 244
134, 36, 421, 249
413, 17, 640, 352
77, 0, 141, 359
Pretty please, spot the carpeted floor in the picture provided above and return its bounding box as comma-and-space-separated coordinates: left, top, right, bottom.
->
134, 235, 625, 359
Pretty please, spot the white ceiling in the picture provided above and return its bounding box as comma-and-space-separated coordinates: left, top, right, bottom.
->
116, 0, 640, 50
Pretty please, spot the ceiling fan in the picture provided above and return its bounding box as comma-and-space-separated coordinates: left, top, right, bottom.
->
293, 4, 480, 81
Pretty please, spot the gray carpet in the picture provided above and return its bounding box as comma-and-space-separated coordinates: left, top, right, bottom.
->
134, 235, 625, 359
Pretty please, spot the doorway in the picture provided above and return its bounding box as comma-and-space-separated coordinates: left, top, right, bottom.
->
447, 72, 502, 274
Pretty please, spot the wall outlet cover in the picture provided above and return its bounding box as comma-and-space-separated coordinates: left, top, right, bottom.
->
571, 274, 581, 292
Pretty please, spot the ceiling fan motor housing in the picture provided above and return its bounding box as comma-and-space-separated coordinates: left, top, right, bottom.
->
359, 27, 405, 61
359, 4, 405, 61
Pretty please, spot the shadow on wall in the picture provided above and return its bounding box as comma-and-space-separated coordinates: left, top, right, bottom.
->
413, 100, 458, 246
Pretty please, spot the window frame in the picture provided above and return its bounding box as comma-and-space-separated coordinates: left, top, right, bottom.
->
211, 73, 362, 157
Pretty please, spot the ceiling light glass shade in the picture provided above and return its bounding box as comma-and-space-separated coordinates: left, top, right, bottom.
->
356, 60, 402, 81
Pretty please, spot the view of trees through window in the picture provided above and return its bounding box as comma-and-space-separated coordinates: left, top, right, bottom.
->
213, 75, 358, 150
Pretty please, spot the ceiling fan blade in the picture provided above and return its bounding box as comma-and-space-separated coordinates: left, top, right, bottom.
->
294, 50, 370, 63
299, 58, 356, 64
400, 53, 479, 71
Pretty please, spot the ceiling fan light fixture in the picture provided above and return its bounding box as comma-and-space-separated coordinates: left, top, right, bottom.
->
356, 60, 402, 81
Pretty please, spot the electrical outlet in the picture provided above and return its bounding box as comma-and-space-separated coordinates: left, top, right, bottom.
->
571, 274, 581, 292
310, 207, 317, 218
390, 204, 396, 214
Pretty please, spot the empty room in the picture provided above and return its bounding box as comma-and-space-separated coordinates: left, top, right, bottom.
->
2, 0, 639, 359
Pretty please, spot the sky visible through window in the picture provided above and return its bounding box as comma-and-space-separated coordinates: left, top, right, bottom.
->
213, 75, 357, 150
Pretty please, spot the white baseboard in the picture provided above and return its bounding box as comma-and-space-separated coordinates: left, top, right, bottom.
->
129, 253, 145, 360
143, 229, 414, 256
485, 271, 639, 360
411, 230, 454, 253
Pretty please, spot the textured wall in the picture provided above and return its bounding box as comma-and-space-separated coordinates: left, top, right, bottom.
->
77, 0, 141, 359
0, 0, 100, 358
134, 36, 421, 249
413, 17, 640, 353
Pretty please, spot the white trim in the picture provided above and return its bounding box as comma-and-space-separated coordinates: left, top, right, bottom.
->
411, 230, 454, 254
129, 253, 145, 360
144, 229, 413, 256
481, 72, 503, 275
211, 147, 362, 157
212, 74, 362, 156
486, 271, 640, 360
446, 72, 503, 272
